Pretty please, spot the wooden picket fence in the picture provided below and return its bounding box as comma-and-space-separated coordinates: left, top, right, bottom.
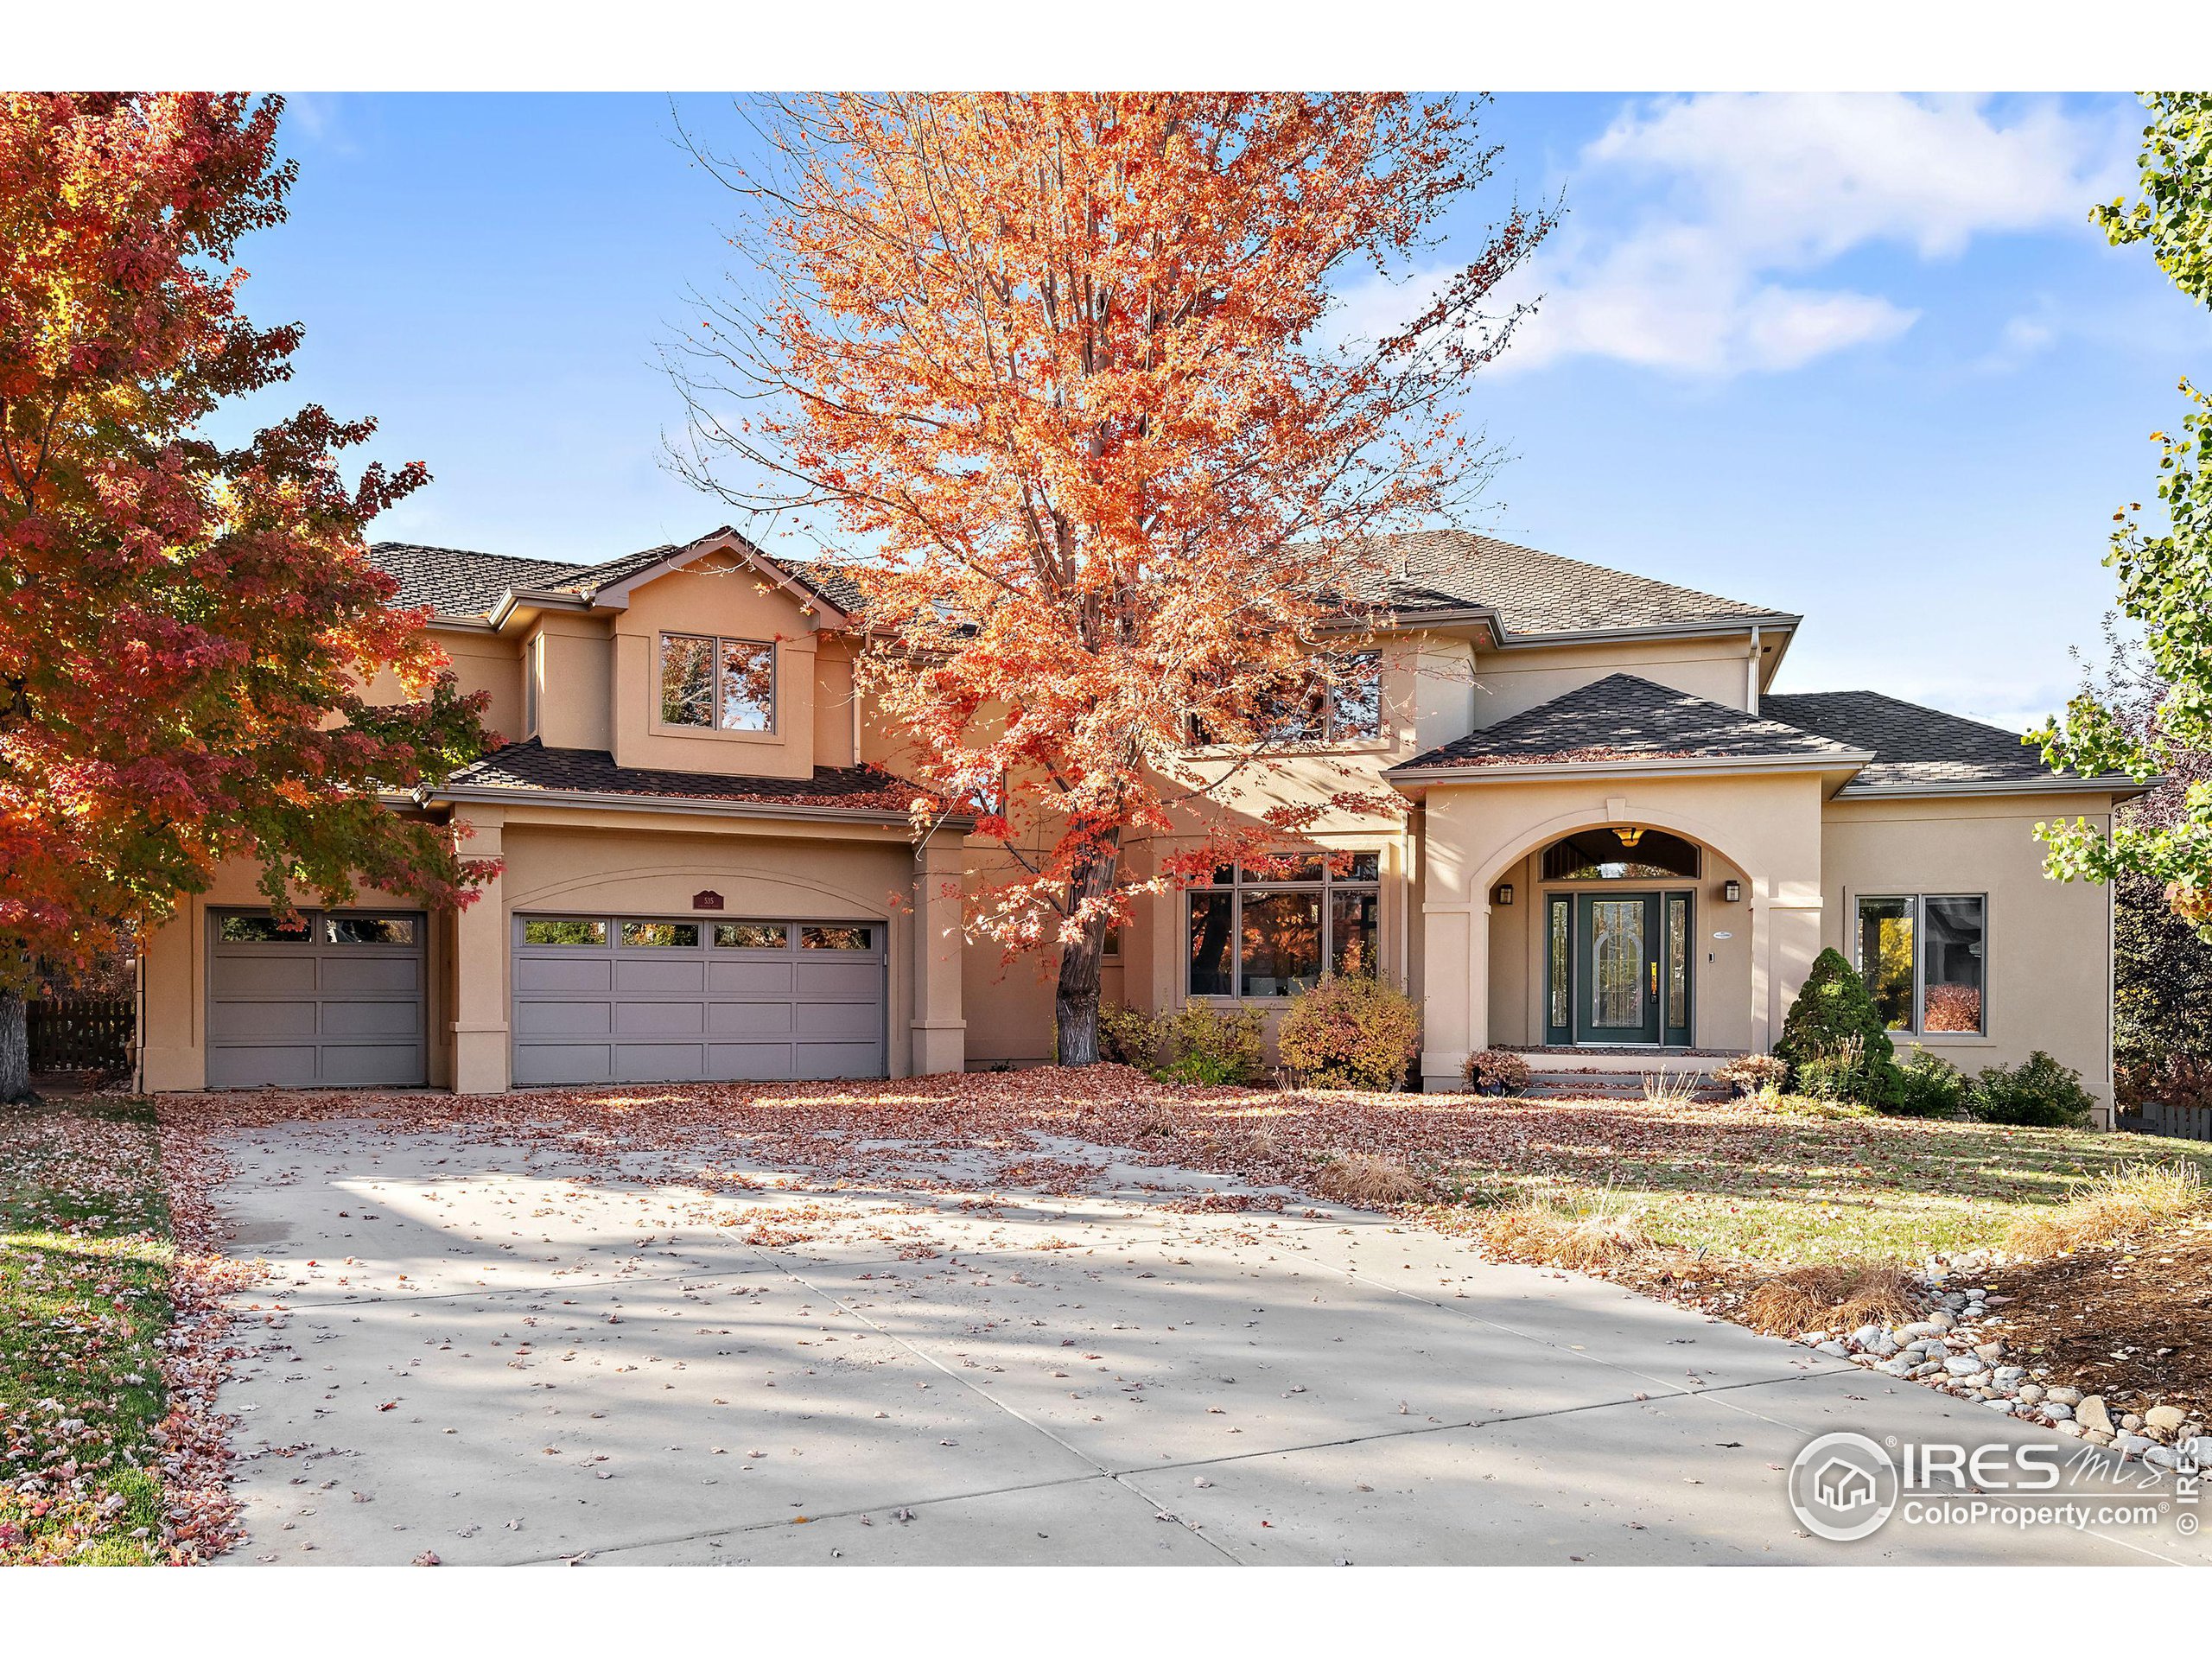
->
27, 997, 135, 1077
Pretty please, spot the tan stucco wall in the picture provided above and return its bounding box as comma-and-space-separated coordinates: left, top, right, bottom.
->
604, 556, 824, 779
530, 614, 613, 751
1468, 634, 1764, 728
1819, 792, 2116, 1110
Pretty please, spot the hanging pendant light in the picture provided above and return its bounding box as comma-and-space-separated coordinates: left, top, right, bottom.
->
1612, 825, 1646, 849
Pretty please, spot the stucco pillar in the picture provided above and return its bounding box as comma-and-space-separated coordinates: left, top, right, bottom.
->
909, 839, 966, 1076
450, 810, 510, 1095
1420, 900, 1486, 1091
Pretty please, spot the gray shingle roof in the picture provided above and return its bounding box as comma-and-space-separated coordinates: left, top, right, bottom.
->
370, 543, 588, 615
437, 740, 918, 815
1345, 529, 1788, 637
1398, 673, 1862, 772
1758, 690, 2093, 792
369, 533, 861, 620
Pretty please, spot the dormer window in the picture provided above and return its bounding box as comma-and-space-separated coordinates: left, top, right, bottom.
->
660, 633, 776, 732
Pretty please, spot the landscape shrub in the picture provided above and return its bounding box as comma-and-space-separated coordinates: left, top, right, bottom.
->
1160, 1001, 1267, 1086
2113, 871, 2212, 1103
1096, 1001, 1164, 1070
1713, 1053, 1787, 1097
1461, 1048, 1532, 1095
1890, 1046, 1969, 1118
1276, 973, 1421, 1090
1967, 1050, 2096, 1128
1774, 949, 1905, 1108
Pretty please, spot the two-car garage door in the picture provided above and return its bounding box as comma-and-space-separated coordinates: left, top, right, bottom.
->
510, 915, 887, 1085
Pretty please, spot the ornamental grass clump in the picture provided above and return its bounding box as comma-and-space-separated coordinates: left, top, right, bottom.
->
1311, 1152, 1430, 1206
2002, 1160, 2209, 1257
1277, 969, 1421, 1091
1741, 1260, 1919, 1338
1475, 1187, 1658, 1271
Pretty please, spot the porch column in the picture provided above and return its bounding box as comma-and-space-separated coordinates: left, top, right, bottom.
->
909, 839, 966, 1076
450, 810, 510, 1095
1420, 899, 1487, 1091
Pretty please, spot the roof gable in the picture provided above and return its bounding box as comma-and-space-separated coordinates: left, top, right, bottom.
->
370, 529, 861, 625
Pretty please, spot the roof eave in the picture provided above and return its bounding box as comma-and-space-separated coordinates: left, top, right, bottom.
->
426, 779, 955, 829
1833, 774, 2152, 801
1484, 612, 1803, 650
1384, 749, 1874, 787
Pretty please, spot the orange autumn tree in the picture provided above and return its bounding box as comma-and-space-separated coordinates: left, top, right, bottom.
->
673, 92, 1548, 1064
0, 93, 493, 1098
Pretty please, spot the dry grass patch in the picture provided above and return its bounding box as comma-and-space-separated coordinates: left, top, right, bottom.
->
1474, 1189, 1662, 1272
2002, 1159, 2209, 1258
1311, 1153, 1429, 1207
1741, 1259, 1920, 1337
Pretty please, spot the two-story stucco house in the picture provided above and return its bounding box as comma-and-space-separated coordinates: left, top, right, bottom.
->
136, 526, 2143, 1121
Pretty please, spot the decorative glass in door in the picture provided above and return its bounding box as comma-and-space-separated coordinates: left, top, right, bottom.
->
1588, 899, 1646, 1031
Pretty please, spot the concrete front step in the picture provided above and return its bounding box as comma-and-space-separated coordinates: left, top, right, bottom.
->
1518, 1067, 1732, 1102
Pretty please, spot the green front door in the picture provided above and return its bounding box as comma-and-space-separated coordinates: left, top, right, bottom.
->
1547, 890, 1695, 1047
1576, 892, 1662, 1046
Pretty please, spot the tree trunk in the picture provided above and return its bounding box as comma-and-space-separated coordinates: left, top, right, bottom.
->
1053, 836, 1122, 1067
0, 988, 30, 1103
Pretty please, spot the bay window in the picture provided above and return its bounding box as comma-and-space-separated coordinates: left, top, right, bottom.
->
1187, 852, 1382, 997
1853, 893, 1985, 1034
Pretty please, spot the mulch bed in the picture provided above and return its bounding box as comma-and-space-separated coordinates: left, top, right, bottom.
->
1975, 1224, 2212, 1421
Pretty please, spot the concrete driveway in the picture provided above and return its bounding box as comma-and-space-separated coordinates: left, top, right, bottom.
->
204, 1117, 2202, 1566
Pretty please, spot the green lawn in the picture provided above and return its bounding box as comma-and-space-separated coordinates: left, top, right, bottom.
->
1424, 1108, 2212, 1266
0, 1095, 176, 1565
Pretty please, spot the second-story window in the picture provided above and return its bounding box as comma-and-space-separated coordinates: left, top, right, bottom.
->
1192, 651, 1385, 747
659, 633, 776, 733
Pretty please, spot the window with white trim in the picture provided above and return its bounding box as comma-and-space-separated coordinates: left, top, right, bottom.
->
1854, 893, 1985, 1034
659, 632, 776, 732
1186, 853, 1381, 998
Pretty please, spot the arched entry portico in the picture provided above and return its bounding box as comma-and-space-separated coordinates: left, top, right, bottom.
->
1413, 775, 1825, 1090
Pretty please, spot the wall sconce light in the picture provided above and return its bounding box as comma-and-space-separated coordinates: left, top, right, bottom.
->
1493, 882, 1514, 906
1722, 880, 1743, 903
1611, 825, 1646, 849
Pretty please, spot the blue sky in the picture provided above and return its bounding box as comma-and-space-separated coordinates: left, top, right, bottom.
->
225, 92, 2212, 730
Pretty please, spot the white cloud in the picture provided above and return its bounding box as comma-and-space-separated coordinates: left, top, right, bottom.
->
1483, 93, 2135, 378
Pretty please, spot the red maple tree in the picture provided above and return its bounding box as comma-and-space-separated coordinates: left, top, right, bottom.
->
0, 92, 493, 1096
673, 92, 1550, 1062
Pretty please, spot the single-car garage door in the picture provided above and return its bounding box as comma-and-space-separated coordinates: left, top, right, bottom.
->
510, 915, 887, 1086
207, 910, 428, 1089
